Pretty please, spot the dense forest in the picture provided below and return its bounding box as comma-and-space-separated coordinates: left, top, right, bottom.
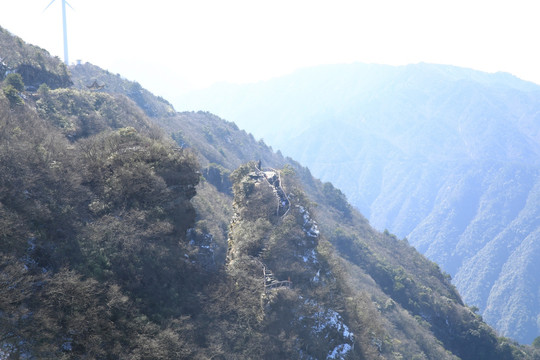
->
1, 25, 540, 359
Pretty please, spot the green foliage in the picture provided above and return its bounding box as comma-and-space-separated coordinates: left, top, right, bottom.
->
202, 162, 232, 194
229, 218, 272, 258
189, 183, 232, 266
0, 87, 204, 358
70, 62, 176, 118
326, 220, 527, 359
281, 163, 296, 176
36, 87, 157, 139
4, 73, 24, 91
322, 181, 351, 218
2, 85, 24, 107
79, 127, 198, 214
0, 25, 71, 89
0, 255, 200, 359
37, 83, 51, 96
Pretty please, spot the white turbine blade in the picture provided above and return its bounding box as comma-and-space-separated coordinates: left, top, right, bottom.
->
65, 1, 74, 10
43, 0, 57, 12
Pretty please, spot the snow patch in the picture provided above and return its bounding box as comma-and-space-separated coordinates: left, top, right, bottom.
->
328, 343, 352, 359
299, 302, 354, 359
186, 227, 216, 266
312, 309, 352, 339
296, 205, 320, 238
302, 249, 317, 263
312, 269, 321, 283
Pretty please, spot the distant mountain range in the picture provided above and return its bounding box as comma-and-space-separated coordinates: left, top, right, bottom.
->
3, 24, 539, 358
176, 62, 540, 343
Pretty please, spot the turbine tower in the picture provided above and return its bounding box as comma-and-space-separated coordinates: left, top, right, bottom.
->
44, 0, 73, 65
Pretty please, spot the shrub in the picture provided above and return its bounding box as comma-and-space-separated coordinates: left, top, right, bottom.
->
5, 73, 24, 91
3, 85, 23, 107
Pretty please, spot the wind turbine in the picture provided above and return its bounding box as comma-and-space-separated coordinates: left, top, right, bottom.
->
44, 0, 73, 65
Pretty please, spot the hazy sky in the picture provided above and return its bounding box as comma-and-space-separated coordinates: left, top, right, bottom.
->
1, 0, 539, 100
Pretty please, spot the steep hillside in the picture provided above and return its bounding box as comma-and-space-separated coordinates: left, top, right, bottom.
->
0, 89, 204, 357
70, 58, 538, 358
0, 26, 71, 89
1, 28, 538, 358
70, 62, 175, 118
177, 63, 540, 343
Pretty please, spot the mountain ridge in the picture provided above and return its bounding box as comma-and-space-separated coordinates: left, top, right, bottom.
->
176, 62, 540, 343
1, 25, 539, 358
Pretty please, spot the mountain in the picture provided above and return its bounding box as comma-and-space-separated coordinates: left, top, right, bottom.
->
176, 62, 540, 344
0, 27, 71, 90
1, 25, 539, 358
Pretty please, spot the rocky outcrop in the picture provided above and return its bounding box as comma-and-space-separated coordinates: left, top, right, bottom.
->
16, 63, 72, 90
226, 162, 355, 359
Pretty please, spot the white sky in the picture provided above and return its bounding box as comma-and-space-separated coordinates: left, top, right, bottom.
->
1, 0, 540, 100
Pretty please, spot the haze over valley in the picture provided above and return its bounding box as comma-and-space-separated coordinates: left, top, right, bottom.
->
2, 0, 540, 357
177, 63, 540, 343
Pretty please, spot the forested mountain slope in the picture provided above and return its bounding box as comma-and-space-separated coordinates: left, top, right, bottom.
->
177, 63, 540, 343
1, 26, 538, 358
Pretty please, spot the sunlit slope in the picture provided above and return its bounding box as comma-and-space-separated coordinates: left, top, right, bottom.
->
3, 22, 539, 358
72, 58, 537, 356
176, 62, 540, 343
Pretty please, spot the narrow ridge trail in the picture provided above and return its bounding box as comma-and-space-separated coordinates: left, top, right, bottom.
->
259, 166, 291, 217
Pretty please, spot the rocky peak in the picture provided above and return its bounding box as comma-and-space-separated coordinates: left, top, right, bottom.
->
225, 161, 355, 358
